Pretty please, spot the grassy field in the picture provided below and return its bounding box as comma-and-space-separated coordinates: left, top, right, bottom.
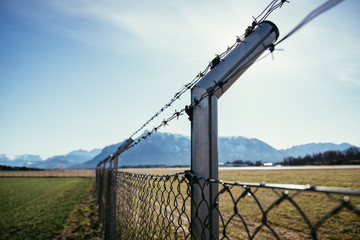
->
0, 177, 91, 239
122, 167, 360, 239
53, 178, 100, 239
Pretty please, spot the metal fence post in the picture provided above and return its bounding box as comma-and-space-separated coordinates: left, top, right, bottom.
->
190, 21, 279, 240
191, 91, 219, 239
95, 139, 133, 240
111, 139, 133, 239
108, 156, 117, 240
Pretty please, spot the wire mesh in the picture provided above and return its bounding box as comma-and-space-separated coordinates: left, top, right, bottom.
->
116, 171, 192, 240
187, 171, 360, 240
96, 168, 360, 239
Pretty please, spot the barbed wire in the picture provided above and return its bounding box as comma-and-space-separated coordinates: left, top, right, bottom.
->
184, 0, 346, 126
101, 0, 345, 164
124, 31, 269, 153
254, 0, 289, 25
125, 0, 289, 148
126, 108, 187, 151
129, 74, 204, 139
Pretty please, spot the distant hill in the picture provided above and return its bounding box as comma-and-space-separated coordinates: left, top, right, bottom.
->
279, 143, 355, 158
31, 149, 102, 169
0, 149, 101, 169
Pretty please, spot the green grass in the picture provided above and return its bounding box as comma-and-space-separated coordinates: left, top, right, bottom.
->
54, 178, 100, 239
0, 178, 91, 240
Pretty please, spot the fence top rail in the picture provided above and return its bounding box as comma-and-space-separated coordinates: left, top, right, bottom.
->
97, 155, 113, 167
117, 170, 187, 179
183, 171, 360, 196
115, 169, 360, 196
115, 170, 360, 196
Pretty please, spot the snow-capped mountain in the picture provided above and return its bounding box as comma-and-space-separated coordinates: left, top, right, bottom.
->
71, 142, 124, 169
218, 136, 283, 163
1, 132, 358, 169
72, 132, 191, 169
77, 132, 284, 169
0, 154, 42, 167
80, 133, 358, 169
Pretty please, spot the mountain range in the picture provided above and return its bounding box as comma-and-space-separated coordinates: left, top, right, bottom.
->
0, 132, 358, 169
0, 149, 101, 169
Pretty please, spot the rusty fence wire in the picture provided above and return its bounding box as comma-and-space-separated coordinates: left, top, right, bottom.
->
96, 168, 360, 239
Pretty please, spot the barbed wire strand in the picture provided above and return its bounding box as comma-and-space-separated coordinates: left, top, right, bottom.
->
101, 0, 293, 160
136, 0, 345, 149
128, 0, 288, 141
188, 0, 346, 116
255, 0, 289, 24
100, 0, 345, 164
254, 0, 278, 21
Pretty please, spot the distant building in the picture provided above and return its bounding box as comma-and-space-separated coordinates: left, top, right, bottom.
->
263, 162, 273, 167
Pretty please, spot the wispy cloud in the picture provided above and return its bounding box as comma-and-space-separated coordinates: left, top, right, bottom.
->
13, 0, 257, 56
334, 61, 360, 87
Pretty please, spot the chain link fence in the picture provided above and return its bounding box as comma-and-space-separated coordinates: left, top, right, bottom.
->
93, 1, 360, 239
117, 171, 191, 239
96, 167, 360, 239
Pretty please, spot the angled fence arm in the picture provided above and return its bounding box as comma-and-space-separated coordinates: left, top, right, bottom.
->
190, 21, 279, 240
114, 138, 134, 169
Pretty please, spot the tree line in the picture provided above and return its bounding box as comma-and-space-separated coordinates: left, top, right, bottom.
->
281, 147, 360, 166
223, 160, 263, 166
0, 165, 43, 171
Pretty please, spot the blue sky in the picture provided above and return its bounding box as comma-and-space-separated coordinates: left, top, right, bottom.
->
1, 0, 359, 159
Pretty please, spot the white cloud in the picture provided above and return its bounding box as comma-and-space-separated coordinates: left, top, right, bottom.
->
31, 0, 258, 57
334, 62, 360, 87
3, 0, 360, 156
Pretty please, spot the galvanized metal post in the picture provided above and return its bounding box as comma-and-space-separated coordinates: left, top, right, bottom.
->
102, 161, 108, 238
108, 156, 116, 240
191, 91, 219, 240
109, 138, 133, 239
190, 21, 279, 240
114, 155, 119, 170
109, 156, 113, 169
